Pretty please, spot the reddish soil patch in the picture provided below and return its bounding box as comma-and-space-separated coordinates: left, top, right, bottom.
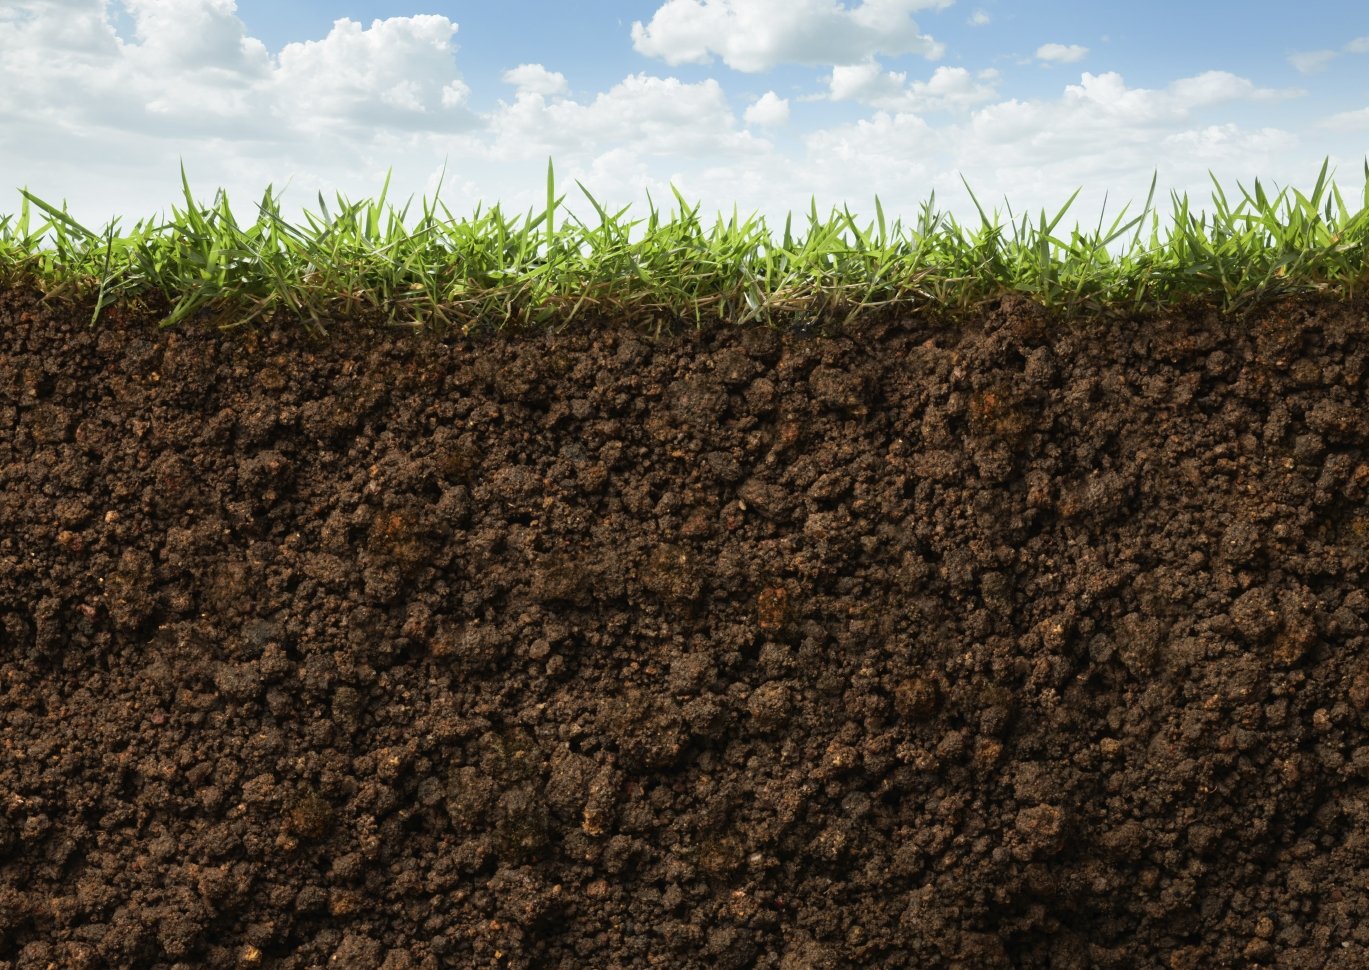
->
2, 285, 1368, 969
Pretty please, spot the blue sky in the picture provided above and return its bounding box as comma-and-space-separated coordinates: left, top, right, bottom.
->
4, 1, 1368, 240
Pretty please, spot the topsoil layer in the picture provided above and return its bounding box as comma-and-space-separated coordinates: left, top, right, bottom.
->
2, 286, 1368, 969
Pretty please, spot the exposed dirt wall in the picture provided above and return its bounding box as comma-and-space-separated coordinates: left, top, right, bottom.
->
2, 286, 1368, 968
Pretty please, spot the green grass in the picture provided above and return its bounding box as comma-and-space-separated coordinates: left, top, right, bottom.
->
1, 157, 1366, 338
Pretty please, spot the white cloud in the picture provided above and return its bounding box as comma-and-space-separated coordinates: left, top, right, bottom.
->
502, 63, 569, 97
1289, 35, 1369, 73
630, 0, 949, 72
120, 0, 269, 73
828, 62, 904, 102
273, 16, 479, 133
1157, 124, 1297, 170
1164, 70, 1300, 108
982, 70, 1295, 132
442, 80, 472, 109
0, 0, 267, 134
1319, 106, 1369, 131
786, 68, 1317, 247
1288, 50, 1337, 74
803, 109, 943, 175
0, 0, 117, 57
826, 63, 999, 112
484, 73, 767, 160
968, 10, 990, 26
0, 3, 480, 139
1036, 43, 1088, 64
744, 91, 790, 126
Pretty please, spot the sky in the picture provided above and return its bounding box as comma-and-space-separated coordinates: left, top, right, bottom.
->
3, 0, 1369, 245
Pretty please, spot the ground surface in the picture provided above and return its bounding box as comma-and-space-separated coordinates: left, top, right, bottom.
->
1, 285, 1368, 969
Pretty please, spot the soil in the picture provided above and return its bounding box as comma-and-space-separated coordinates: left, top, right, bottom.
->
1, 283, 1367, 969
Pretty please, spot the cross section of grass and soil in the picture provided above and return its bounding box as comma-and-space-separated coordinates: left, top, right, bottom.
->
1, 161, 1368, 968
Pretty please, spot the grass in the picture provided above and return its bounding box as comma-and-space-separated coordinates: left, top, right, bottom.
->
1, 157, 1366, 338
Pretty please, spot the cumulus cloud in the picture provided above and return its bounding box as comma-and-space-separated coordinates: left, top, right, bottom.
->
1165, 70, 1298, 107
1288, 50, 1337, 74
968, 10, 990, 26
1, 0, 263, 133
630, 0, 950, 72
802, 109, 943, 177
273, 16, 480, 133
1036, 43, 1088, 64
0, 1, 479, 138
484, 73, 767, 160
826, 63, 999, 112
502, 63, 569, 97
1289, 34, 1369, 73
1319, 106, 1369, 131
120, 0, 269, 74
794, 69, 1311, 218
744, 91, 790, 126
1159, 123, 1297, 164
958, 71, 1299, 142
828, 62, 902, 103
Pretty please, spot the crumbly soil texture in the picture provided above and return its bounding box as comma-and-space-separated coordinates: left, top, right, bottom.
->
2, 285, 1368, 970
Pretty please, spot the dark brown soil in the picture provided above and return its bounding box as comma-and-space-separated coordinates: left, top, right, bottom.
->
2, 284, 1368, 969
